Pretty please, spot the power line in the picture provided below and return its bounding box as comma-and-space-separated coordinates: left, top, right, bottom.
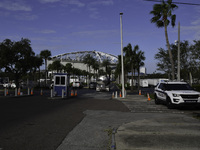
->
144, 0, 200, 6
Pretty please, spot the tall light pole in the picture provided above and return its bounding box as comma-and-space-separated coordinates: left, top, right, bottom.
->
120, 12, 125, 98
177, 22, 180, 81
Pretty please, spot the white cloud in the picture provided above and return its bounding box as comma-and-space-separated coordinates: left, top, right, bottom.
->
87, 0, 114, 19
68, 0, 85, 7
14, 13, 38, 21
39, 0, 61, 3
0, 0, 31, 11
40, 30, 57, 34
89, 0, 114, 6
71, 29, 118, 37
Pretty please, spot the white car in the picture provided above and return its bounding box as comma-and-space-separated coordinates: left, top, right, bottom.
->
154, 81, 200, 109
3, 83, 10, 88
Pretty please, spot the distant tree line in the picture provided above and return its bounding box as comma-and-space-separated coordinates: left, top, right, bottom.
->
0, 38, 51, 88
155, 40, 200, 82
115, 43, 146, 91
48, 54, 113, 85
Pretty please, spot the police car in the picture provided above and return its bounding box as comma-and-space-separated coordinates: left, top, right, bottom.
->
154, 81, 200, 109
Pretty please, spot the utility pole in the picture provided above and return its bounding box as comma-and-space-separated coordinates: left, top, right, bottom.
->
177, 22, 180, 81
120, 12, 125, 98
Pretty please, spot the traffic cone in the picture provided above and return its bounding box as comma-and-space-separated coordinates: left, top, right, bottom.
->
119, 91, 122, 97
139, 90, 141, 95
112, 92, 114, 98
31, 89, 33, 95
75, 90, 77, 96
71, 90, 74, 96
18, 88, 20, 96
147, 93, 151, 101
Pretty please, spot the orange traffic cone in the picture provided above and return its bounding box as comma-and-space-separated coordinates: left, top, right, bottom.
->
31, 89, 33, 95
147, 93, 151, 101
75, 90, 77, 96
18, 88, 20, 96
139, 90, 141, 95
119, 91, 122, 97
71, 90, 74, 96
112, 92, 114, 98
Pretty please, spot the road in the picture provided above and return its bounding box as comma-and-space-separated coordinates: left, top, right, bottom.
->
0, 88, 128, 150
0, 87, 200, 150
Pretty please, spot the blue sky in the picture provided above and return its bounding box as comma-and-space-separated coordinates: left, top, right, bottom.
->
0, 0, 200, 73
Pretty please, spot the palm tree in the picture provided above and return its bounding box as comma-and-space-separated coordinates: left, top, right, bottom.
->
136, 50, 145, 89
91, 60, 99, 79
49, 60, 63, 73
33, 55, 43, 87
40, 50, 51, 86
150, 0, 178, 80
64, 63, 73, 74
124, 43, 139, 91
83, 54, 95, 85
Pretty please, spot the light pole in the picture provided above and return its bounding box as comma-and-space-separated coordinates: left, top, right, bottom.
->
120, 12, 125, 98
177, 22, 180, 81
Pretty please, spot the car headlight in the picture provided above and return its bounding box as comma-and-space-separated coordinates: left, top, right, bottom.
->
172, 93, 180, 97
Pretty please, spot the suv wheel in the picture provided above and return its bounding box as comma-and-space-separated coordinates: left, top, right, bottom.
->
166, 97, 174, 109
154, 94, 160, 105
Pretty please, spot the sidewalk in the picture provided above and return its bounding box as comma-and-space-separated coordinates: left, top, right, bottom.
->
115, 95, 200, 150
56, 94, 200, 150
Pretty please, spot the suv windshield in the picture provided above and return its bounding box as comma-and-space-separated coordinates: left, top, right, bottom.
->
164, 84, 193, 91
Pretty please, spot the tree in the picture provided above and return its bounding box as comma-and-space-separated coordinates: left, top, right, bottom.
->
0, 38, 37, 88
124, 43, 139, 91
150, 0, 178, 80
33, 55, 43, 87
64, 63, 73, 74
155, 41, 196, 81
40, 49, 51, 86
83, 54, 95, 85
48, 60, 63, 73
135, 50, 145, 89
102, 58, 112, 82
91, 60, 99, 79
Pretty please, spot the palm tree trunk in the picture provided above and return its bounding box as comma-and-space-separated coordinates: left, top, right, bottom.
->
165, 24, 175, 80
137, 68, 140, 90
131, 63, 134, 92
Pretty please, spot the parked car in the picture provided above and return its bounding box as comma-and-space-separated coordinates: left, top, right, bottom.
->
72, 81, 83, 88
89, 82, 97, 89
154, 81, 200, 109
3, 82, 10, 88
10, 83, 16, 88
96, 76, 110, 92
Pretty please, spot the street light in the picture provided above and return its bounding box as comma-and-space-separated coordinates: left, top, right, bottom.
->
177, 22, 180, 81
175, 22, 180, 81
120, 12, 125, 98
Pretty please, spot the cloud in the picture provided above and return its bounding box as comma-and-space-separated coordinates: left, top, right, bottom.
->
0, 0, 31, 11
87, 0, 114, 19
89, 0, 114, 6
68, 0, 85, 7
71, 29, 118, 37
40, 30, 57, 34
14, 13, 38, 21
38, 0, 61, 3
39, 0, 85, 7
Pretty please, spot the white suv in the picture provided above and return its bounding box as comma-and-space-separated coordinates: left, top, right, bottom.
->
154, 81, 200, 109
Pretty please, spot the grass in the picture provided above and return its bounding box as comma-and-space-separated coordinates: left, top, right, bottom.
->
104, 128, 113, 150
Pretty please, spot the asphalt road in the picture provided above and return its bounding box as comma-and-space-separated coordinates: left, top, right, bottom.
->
0, 88, 129, 150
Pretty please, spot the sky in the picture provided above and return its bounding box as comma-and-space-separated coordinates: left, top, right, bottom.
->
0, 0, 200, 74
